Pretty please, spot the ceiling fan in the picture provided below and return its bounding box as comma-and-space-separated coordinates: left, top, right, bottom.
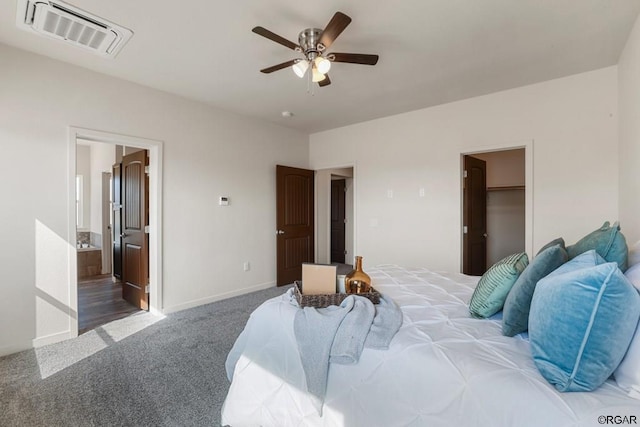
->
252, 11, 379, 88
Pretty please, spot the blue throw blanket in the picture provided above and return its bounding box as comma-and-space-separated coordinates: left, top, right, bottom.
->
292, 290, 403, 413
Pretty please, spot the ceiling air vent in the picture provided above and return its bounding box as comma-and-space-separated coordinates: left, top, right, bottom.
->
16, 0, 133, 57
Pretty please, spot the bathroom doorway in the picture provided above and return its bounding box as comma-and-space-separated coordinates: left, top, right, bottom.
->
75, 141, 149, 333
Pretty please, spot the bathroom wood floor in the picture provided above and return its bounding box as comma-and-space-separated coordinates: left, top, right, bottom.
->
78, 266, 351, 334
78, 274, 141, 335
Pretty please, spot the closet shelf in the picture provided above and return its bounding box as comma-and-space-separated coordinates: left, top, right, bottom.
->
487, 185, 525, 191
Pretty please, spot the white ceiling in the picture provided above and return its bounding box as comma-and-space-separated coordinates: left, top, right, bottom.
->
1, 0, 639, 134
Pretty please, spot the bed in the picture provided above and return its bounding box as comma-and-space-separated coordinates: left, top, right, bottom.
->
222, 265, 640, 427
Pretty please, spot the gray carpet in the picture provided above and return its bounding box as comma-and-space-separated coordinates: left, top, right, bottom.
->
0, 285, 290, 427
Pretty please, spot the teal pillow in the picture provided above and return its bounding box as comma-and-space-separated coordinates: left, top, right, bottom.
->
566, 221, 628, 271
502, 245, 567, 337
544, 249, 606, 280
469, 252, 529, 319
536, 238, 565, 256
529, 260, 640, 392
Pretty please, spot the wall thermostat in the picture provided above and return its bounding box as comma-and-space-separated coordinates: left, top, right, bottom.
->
219, 196, 229, 206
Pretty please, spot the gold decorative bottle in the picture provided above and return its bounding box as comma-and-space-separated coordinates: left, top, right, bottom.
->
344, 256, 371, 294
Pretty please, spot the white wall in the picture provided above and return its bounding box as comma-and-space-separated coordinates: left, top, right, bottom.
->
89, 143, 115, 238
315, 169, 331, 264
76, 145, 91, 230
344, 177, 354, 266
619, 14, 640, 245
0, 43, 308, 355
485, 190, 526, 266
310, 67, 619, 272
472, 149, 525, 188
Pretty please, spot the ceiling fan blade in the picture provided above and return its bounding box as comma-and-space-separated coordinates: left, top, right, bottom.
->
318, 74, 331, 87
260, 60, 297, 74
329, 53, 379, 65
318, 12, 352, 50
252, 26, 299, 50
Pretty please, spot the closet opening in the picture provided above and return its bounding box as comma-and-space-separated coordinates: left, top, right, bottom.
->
462, 147, 529, 275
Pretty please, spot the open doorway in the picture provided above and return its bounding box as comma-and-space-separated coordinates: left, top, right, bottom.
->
75, 142, 150, 333
331, 178, 347, 264
69, 127, 163, 337
462, 148, 529, 275
315, 167, 355, 275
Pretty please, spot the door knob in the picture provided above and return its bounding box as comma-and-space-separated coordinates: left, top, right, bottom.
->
120, 233, 128, 238
276, 230, 285, 235
483, 233, 488, 238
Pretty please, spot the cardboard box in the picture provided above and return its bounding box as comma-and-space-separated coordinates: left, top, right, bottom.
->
301, 263, 337, 295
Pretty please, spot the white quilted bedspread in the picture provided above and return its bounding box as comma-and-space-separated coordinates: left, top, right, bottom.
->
222, 265, 640, 427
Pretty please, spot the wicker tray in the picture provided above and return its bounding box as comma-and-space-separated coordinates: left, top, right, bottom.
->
294, 281, 380, 308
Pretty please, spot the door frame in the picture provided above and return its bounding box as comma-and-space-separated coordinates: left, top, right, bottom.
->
459, 140, 533, 272
314, 163, 357, 265
100, 171, 112, 275
67, 127, 164, 337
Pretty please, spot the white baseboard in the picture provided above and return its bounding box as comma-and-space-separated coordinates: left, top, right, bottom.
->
0, 330, 77, 357
0, 341, 33, 357
32, 330, 75, 348
162, 281, 276, 314
0, 284, 277, 356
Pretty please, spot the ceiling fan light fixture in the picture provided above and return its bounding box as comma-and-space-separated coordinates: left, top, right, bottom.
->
312, 67, 326, 82
253, 12, 378, 90
292, 60, 309, 78
315, 56, 331, 74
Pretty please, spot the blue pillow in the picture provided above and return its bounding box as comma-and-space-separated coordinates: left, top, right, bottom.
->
566, 221, 628, 271
544, 249, 606, 280
529, 260, 640, 392
536, 238, 565, 256
502, 245, 567, 337
469, 252, 528, 319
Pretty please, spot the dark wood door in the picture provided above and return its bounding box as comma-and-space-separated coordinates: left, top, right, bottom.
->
112, 162, 122, 280
276, 165, 315, 286
331, 179, 346, 264
463, 155, 487, 276
121, 150, 149, 310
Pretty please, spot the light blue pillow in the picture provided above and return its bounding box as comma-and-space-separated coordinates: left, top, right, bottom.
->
469, 252, 529, 319
566, 221, 628, 271
529, 260, 640, 392
502, 245, 567, 337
